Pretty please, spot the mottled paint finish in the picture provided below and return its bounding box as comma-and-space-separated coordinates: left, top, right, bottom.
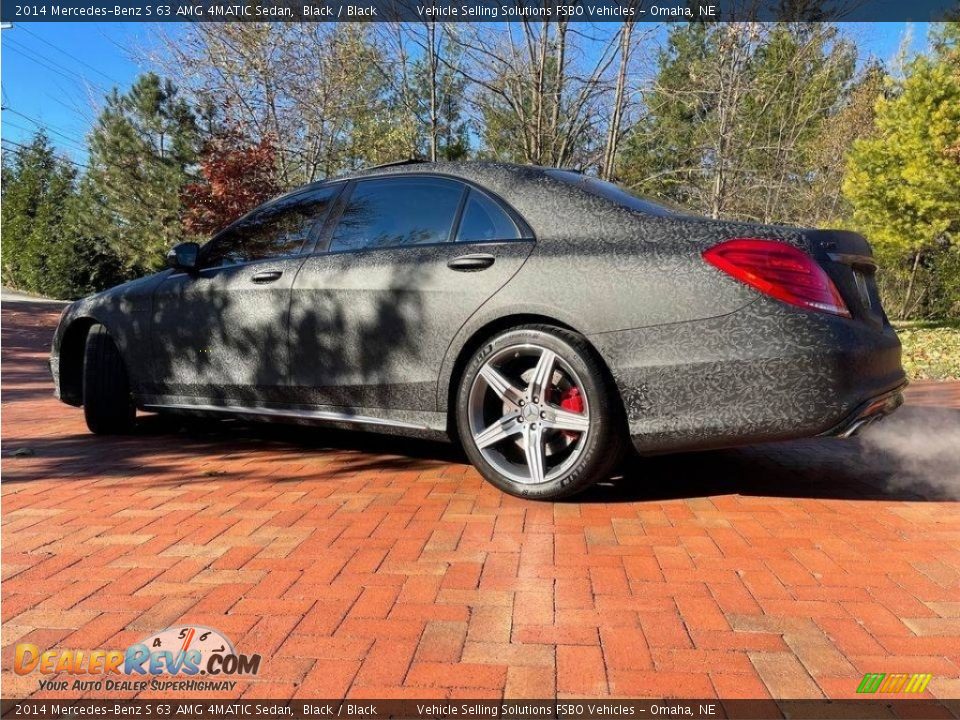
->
50, 161, 906, 454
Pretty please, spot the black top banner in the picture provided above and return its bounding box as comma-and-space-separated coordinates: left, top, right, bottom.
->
1, 0, 957, 22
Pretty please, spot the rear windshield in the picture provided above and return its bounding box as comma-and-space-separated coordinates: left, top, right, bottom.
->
546, 170, 678, 218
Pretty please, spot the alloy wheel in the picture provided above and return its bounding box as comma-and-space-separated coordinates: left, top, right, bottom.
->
467, 343, 591, 485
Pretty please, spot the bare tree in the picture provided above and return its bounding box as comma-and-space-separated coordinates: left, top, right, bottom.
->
449, 19, 624, 168
374, 21, 468, 162
601, 15, 649, 180
151, 23, 411, 186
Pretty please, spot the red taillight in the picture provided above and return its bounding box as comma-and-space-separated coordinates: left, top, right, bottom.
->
703, 238, 850, 317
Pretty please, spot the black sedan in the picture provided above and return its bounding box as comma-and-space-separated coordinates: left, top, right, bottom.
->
50, 161, 906, 499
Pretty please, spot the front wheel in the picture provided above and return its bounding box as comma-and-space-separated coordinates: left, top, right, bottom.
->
83, 325, 136, 435
456, 325, 626, 500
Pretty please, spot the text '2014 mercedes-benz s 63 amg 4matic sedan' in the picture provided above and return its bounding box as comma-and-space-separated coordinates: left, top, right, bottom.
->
50, 161, 906, 499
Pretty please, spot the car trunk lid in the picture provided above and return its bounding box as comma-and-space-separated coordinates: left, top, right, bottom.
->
803, 229, 888, 330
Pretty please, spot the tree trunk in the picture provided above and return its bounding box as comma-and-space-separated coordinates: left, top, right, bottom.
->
428, 22, 439, 162
900, 250, 922, 320
602, 22, 632, 180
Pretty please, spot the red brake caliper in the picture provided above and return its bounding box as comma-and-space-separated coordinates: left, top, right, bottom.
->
558, 386, 584, 440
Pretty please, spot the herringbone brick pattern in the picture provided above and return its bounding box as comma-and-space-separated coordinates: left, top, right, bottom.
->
2, 300, 959, 700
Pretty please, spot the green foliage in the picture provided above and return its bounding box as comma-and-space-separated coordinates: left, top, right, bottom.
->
409, 50, 470, 161
895, 321, 960, 380
85, 73, 200, 275
2, 25, 958, 323
332, 27, 419, 169
619, 23, 855, 224
1, 132, 124, 300
618, 22, 714, 207
844, 24, 960, 318
1, 132, 72, 292
805, 63, 887, 227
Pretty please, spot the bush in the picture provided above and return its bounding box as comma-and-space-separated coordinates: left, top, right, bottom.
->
895, 321, 960, 380
875, 243, 960, 321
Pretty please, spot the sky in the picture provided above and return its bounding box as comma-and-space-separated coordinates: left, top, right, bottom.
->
0, 20, 933, 167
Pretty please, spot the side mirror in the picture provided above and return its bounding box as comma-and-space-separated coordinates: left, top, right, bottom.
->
167, 242, 200, 273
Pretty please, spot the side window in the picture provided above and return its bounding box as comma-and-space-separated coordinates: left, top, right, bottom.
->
456, 190, 521, 243
202, 185, 340, 267
329, 177, 465, 253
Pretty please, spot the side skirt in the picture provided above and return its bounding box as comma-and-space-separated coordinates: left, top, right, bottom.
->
140, 399, 450, 442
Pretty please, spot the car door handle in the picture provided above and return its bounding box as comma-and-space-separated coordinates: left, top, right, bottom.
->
251, 270, 283, 284
447, 253, 495, 272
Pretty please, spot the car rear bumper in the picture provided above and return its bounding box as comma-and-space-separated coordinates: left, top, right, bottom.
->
588, 298, 907, 455
819, 383, 906, 439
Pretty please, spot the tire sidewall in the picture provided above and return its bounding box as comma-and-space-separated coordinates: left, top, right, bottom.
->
456, 326, 614, 500
83, 325, 135, 434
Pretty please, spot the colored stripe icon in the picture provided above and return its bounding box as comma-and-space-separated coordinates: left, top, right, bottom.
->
857, 673, 932, 693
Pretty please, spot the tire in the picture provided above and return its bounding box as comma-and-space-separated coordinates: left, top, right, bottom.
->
456, 324, 626, 500
83, 325, 136, 435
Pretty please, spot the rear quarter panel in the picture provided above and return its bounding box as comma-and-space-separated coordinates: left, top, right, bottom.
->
434, 210, 783, 414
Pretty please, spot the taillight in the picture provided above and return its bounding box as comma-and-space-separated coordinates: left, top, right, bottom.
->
703, 238, 850, 318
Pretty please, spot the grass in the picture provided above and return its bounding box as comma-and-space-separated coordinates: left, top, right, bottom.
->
893, 320, 960, 381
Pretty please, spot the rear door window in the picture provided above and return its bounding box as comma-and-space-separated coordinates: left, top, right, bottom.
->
329, 177, 465, 253
202, 185, 341, 267
456, 190, 521, 243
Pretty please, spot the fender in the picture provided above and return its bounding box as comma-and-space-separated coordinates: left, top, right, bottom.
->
435, 301, 588, 415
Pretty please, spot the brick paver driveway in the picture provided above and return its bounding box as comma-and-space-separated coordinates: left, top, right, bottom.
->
2, 299, 959, 701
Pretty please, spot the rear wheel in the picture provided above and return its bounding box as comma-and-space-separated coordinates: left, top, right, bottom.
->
83, 325, 136, 435
456, 325, 625, 500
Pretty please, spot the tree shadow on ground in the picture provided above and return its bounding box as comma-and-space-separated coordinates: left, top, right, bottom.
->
1, 412, 463, 485
4, 406, 958, 503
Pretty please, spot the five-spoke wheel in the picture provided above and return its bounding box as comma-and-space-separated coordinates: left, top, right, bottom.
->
457, 325, 624, 499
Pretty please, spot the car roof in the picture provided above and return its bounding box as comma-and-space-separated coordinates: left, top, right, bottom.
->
305, 160, 550, 188
247, 161, 670, 243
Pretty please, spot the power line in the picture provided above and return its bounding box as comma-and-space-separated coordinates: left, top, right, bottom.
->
1, 139, 164, 219
2, 108, 89, 151
2, 119, 88, 154
2, 136, 90, 170
16, 25, 125, 87
4, 37, 110, 94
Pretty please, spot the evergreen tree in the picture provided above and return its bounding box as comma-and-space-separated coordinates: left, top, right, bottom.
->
618, 22, 717, 208
1, 132, 77, 294
741, 24, 855, 223
619, 23, 853, 224
85, 73, 199, 275
410, 51, 470, 161
1, 132, 122, 299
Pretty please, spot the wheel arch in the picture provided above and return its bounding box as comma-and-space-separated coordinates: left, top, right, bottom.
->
441, 312, 621, 436
57, 316, 99, 406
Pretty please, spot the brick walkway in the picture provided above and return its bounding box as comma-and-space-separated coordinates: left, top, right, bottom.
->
2, 299, 959, 701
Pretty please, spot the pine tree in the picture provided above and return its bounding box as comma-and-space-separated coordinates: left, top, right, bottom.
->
620, 23, 854, 223
618, 22, 717, 208
85, 73, 199, 275
410, 50, 470, 161
1, 132, 122, 299
1, 132, 77, 295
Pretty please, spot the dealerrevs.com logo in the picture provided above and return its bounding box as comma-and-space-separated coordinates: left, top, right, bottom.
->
857, 673, 932, 694
14, 625, 261, 693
